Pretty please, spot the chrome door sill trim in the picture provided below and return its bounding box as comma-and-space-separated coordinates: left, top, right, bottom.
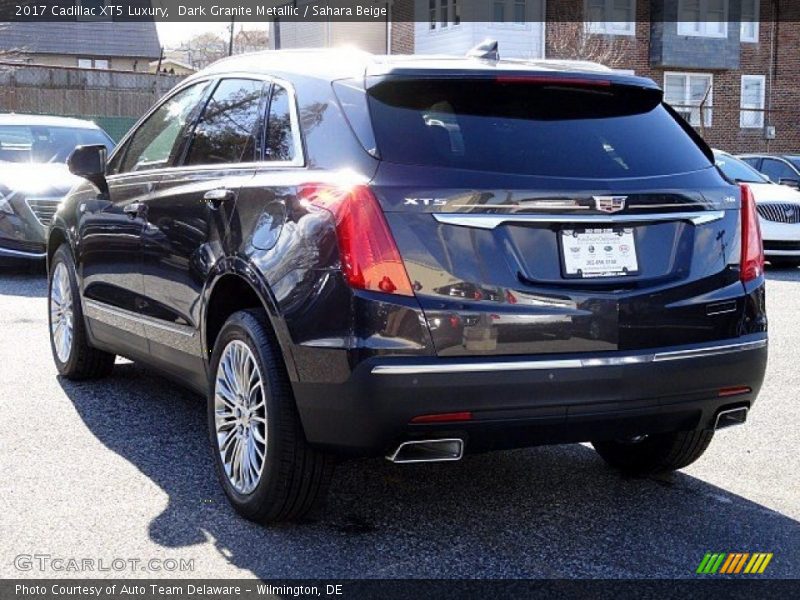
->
433, 210, 726, 229
84, 299, 196, 338
0, 247, 46, 259
371, 339, 766, 375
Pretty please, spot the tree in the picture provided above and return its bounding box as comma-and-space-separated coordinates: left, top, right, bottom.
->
546, 22, 630, 68
176, 32, 228, 70
233, 29, 269, 54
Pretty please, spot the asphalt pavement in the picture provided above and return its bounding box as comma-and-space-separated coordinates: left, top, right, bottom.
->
1, 265, 798, 579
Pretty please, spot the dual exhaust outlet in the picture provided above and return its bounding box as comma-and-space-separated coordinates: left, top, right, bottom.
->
386, 407, 747, 464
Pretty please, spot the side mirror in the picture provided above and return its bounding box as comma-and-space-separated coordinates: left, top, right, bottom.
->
778, 178, 800, 190
68, 145, 109, 196
778, 177, 800, 189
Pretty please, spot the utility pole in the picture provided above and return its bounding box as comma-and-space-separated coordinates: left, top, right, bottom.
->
228, 18, 235, 56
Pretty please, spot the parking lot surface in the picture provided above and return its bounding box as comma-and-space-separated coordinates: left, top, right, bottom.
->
1, 266, 798, 579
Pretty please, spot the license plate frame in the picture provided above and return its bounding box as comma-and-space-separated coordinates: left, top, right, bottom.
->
559, 227, 640, 279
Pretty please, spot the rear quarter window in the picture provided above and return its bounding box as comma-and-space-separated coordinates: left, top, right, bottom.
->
367, 77, 712, 178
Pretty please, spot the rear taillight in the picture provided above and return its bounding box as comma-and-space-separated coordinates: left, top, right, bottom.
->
739, 183, 764, 283
300, 184, 414, 296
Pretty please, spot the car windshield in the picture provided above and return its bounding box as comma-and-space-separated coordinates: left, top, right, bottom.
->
715, 153, 768, 183
0, 124, 113, 164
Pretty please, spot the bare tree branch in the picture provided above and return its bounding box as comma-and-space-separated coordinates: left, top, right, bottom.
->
546, 22, 629, 68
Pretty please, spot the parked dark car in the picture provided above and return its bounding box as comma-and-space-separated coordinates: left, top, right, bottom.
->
738, 153, 800, 190
0, 114, 114, 264
48, 49, 768, 524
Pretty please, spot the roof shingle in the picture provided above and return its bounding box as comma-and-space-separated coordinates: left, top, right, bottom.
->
0, 21, 161, 60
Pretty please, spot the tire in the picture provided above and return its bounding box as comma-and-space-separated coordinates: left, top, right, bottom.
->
208, 309, 334, 524
591, 429, 714, 476
48, 244, 115, 379
768, 257, 800, 268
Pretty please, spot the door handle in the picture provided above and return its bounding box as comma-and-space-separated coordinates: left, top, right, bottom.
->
204, 188, 235, 209
123, 202, 146, 218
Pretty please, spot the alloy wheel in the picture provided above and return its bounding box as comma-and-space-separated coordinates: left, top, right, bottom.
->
50, 262, 74, 363
214, 340, 267, 494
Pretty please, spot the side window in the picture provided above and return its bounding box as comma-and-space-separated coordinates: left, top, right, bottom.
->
184, 79, 265, 166
265, 84, 297, 162
740, 157, 761, 170
761, 159, 795, 182
117, 82, 209, 174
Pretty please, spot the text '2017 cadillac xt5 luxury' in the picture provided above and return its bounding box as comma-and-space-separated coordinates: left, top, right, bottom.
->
48, 49, 767, 523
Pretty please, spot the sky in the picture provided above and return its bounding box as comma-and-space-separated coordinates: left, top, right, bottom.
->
156, 22, 270, 48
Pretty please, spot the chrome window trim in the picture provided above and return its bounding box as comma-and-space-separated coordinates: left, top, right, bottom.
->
84, 299, 195, 338
432, 210, 726, 230
370, 338, 766, 375
106, 72, 306, 182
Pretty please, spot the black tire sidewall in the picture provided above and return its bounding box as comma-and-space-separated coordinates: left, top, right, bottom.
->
207, 312, 288, 520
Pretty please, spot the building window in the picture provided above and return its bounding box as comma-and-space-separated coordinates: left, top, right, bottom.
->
586, 0, 635, 35
740, 75, 765, 128
430, 0, 459, 29
740, 0, 759, 42
513, 0, 526, 23
677, 0, 729, 38
664, 72, 713, 127
77, 58, 109, 70
493, 1, 505, 22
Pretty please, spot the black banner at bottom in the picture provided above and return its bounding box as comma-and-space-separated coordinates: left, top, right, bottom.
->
2, 579, 799, 600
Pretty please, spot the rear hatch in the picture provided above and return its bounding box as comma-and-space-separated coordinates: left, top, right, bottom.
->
364, 73, 745, 357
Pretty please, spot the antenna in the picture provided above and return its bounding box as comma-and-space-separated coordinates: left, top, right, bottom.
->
466, 39, 499, 61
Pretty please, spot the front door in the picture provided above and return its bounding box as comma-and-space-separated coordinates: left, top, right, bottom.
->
80, 80, 213, 359
139, 78, 267, 387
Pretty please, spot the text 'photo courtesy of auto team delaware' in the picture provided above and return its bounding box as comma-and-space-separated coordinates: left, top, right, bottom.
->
0, 3, 798, 593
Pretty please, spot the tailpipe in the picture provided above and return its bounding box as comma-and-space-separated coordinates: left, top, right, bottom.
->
715, 407, 749, 430
386, 438, 464, 464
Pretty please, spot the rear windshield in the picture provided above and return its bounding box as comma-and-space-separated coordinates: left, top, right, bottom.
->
367, 77, 712, 178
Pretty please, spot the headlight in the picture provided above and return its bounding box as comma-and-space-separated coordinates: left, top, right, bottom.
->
0, 189, 14, 215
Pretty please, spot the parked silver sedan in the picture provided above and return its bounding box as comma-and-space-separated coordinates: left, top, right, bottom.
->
0, 114, 114, 264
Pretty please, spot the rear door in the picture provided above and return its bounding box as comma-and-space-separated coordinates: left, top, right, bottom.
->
140, 77, 267, 385
365, 74, 743, 357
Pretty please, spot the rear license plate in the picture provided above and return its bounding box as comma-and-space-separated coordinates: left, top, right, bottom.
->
560, 228, 639, 278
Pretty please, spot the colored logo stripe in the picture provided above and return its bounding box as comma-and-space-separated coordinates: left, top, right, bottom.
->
698, 553, 773, 574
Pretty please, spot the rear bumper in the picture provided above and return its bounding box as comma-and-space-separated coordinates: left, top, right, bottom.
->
293, 335, 768, 456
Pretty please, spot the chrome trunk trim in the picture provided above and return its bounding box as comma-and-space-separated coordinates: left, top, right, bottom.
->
433, 210, 726, 229
371, 339, 766, 375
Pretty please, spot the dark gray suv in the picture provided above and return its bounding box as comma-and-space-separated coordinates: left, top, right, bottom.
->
49, 50, 767, 524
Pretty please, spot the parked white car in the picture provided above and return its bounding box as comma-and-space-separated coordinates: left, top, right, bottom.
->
715, 149, 800, 267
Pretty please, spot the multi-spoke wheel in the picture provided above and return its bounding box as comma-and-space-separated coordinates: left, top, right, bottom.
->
214, 340, 267, 495
48, 244, 115, 379
208, 309, 334, 523
50, 262, 74, 363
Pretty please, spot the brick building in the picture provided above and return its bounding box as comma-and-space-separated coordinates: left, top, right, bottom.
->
394, 0, 799, 154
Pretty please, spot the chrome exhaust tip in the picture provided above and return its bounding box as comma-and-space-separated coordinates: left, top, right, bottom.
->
386, 438, 464, 464
715, 407, 749, 430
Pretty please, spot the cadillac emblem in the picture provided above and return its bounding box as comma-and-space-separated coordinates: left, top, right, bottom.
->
593, 196, 627, 213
